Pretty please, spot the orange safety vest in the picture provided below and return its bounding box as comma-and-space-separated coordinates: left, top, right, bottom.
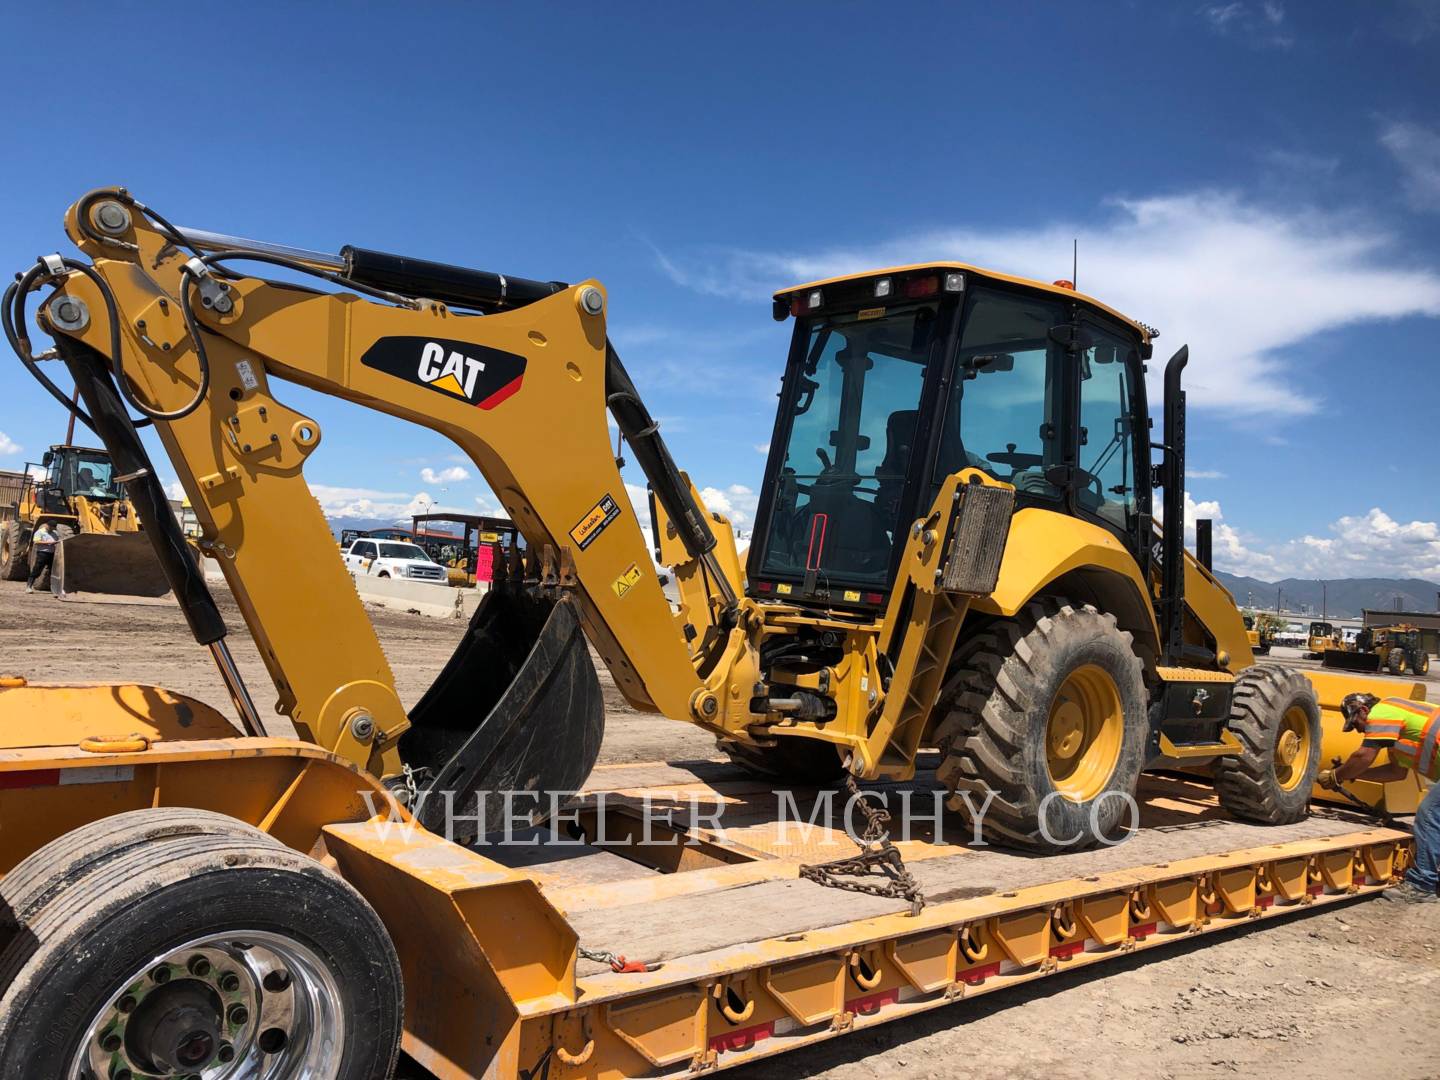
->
1365, 698, 1440, 782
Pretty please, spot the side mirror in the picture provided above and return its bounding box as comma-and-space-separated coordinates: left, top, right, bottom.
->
42, 451, 53, 466
1047, 324, 1094, 352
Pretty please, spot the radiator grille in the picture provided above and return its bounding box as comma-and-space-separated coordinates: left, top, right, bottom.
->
939, 483, 1015, 595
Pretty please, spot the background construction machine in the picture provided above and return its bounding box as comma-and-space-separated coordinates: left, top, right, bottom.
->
1324, 624, 1431, 675
0, 441, 170, 598
0, 189, 1419, 1077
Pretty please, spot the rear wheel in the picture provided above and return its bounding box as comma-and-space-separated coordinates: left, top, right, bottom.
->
718, 735, 847, 785
1387, 649, 1407, 676
1418, 653, 1431, 676
934, 599, 1148, 852
0, 522, 27, 581
0, 831, 403, 1078
1214, 665, 1320, 825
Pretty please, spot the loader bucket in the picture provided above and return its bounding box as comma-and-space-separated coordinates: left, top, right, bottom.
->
399, 587, 604, 842
1320, 651, 1382, 673
1302, 668, 1428, 815
49, 532, 172, 603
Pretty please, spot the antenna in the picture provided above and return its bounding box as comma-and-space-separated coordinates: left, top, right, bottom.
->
1072, 238, 1078, 291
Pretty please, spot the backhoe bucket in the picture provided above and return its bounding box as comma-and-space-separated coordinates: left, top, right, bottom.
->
49, 532, 172, 603
399, 587, 605, 842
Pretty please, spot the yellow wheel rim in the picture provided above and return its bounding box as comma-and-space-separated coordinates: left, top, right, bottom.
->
1046, 664, 1124, 802
1274, 705, 1312, 792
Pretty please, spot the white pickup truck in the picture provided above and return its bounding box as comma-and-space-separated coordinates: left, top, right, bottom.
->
342, 538, 449, 585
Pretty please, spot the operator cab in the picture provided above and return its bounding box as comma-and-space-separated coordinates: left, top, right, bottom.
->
27, 445, 124, 514
748, 264, 1154, 609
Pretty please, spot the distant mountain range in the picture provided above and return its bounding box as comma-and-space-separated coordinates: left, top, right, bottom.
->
1212, 572, 1440, 619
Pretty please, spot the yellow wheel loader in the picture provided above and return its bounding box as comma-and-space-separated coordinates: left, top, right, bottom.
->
0, 189, 1421, 1078
0, 441, 170, 599
1324, 625, 1431, 676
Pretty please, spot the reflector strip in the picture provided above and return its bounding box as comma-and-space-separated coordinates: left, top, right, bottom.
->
1256, 895, 1276, 909
0, 770, 60, 790
960, 961, 1002, 985
1130, 922, 1158, 939
846, 988, 899, 1016
0, 765, 136, 790
1050, 941, 1085, 960
709, 1021, 774, 1054
805, 513, 828, 571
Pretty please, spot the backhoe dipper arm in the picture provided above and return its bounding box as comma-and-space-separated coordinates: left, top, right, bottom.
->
30, 189, 742, 783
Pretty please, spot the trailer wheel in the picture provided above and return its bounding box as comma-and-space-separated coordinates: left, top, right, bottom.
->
0, 807, 268, 960
934, 598, 1148, 853
0, 522, 27, 581
718, 735, 847, 785
1214, 665, 1320, 825
0, 833, 403, 1079
1387, 649, 1407, 676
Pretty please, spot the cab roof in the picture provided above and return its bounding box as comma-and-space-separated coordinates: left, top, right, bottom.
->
775, 261, 1152, 342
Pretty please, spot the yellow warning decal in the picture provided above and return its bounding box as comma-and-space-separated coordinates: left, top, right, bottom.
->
569, 493, 621, 551
776, 583, 793, 595
612, 562, 644, 598
479, 531, 500, 543
857, 307, 886, 320
843, 589, 861, 602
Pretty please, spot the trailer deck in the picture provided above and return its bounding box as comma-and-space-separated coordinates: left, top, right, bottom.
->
421, 759, 1415, 1078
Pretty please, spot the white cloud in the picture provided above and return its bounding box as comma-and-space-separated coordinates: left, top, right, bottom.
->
655, 191, 1440, 417
310, 484, 442, 522
1379, 119, 1440, 212
0, 432, 19, 456
700, 483, 759, 529
420, 465, 470, 485
1164, 490, 1440, 579
166, 481, 185, 501
1199, 2, 1293, 47
1188, 468, 1228, 480
473, 493, 510, 519
753, 443, 770, 455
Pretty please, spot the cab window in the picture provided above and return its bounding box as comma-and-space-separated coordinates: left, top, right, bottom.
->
1075, 328, 1141, 532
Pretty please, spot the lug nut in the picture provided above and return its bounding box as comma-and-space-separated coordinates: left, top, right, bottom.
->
100, 1031, 123, 1052
227, 1003, 250, 1026
217, 1043, 236, 1063
150, 965, 172, 985
187, 954, 211, 977
218, 971, 242, 993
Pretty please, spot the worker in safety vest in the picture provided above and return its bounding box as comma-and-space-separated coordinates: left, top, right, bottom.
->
1322, 693, 1439, 904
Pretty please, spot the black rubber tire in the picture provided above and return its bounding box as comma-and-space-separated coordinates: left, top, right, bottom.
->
1214, 665, 1320, 826
934, 598, 1148, 852
0, 832, 403, 1079
1418, 653, 1431, 676
0, 522, 26, 581
0, 807, 268, 958
1387, 649, 1407, 676
718, 735, 847, 785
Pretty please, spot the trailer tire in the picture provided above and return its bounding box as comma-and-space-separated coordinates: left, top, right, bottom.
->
0, 522, 26, 581
934, 598, 1148, 853
718, 736, 847, 785
0, 807, 268, 959
0, 832, 403, 1079
1214, 665, 1320, 826
1387, 649, 1407, 676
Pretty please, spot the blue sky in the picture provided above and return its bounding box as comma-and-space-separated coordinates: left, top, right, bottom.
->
2, 1, 1437, 580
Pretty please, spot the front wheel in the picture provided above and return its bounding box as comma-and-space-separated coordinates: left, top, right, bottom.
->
0, 522, 27, 581
1215, 665, 1320, 825
0, 832, 403, 1078
1387, 649, 1408, 676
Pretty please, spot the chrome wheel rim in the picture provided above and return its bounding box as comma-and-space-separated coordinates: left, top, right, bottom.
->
71, 929, 344, 1079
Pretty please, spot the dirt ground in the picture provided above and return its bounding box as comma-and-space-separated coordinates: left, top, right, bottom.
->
1, 579, 1436, 1079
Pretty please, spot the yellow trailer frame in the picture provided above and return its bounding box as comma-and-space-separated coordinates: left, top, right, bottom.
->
0, 678, 1413, 1080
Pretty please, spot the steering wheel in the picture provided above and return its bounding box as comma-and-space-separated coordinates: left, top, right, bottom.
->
986, 443, 1043, 469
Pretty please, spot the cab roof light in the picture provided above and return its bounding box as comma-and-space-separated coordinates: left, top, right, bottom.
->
1053, 278, 1075, 290
807, 289, 823, 309
943, 272, 965, 293
904, 275, 939, 298
874, 277, 892, 298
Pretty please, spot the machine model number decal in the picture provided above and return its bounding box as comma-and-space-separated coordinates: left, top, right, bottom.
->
612, 562, 643, 598
360, 335, 527, 410
235, 358, 259, 391
570, 493, 621, 550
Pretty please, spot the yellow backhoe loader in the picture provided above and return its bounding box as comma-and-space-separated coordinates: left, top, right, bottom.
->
0, 189, 1419, 1078
0, 441, 171, 598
